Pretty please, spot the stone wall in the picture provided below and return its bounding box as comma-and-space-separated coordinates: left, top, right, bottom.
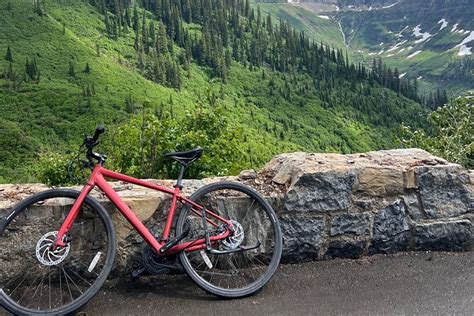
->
0, 149, 472, 272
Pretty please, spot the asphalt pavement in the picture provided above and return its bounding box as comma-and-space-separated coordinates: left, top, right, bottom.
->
80, 251, 474, 316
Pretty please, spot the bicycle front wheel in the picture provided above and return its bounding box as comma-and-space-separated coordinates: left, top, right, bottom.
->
0, 189, 116, 315
176, 182, 282, 298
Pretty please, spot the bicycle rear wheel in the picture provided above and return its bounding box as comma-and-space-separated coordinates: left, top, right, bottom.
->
0, 189, 116, 315
176, 182, 282, 298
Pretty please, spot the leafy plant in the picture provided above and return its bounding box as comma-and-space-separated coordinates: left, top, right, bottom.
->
400, 97, 473, 168
105, 102, 251, 180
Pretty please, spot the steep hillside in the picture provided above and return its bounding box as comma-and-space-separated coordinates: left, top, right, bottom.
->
339, 0, 474, 95
255, 0, 473, 95
0, 0, 427, 183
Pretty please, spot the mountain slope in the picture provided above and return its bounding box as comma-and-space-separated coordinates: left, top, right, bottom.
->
0, 0, 427, 183
255, 0, 473, 95
339, 0, 474, 94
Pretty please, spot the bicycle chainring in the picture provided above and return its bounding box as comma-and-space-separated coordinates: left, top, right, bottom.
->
142, 245, 176, 275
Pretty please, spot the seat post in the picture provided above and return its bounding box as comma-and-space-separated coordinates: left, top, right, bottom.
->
175, 163, 186, 189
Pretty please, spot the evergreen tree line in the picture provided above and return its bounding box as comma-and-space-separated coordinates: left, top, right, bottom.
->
443, 56, 473, 83
91, 0, 444, 106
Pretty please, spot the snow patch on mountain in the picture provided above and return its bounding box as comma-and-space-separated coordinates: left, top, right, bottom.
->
317, 15, 330, 20
383, 2, 400, 9
397, 26, 409, 38
413, 25, 431, 44
437, 19, 448, 31
387, 40, 408, 53
407, 50, 422, 59
459, 45, 472, 56
457, 31, 474, 56
399, 72, 406, 79
451, 23, 459, 33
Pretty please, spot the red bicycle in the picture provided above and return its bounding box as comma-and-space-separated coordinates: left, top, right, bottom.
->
0, 127, 282, 315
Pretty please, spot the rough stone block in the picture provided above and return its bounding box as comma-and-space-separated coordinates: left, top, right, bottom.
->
330, 213, 370, 236
357, 166, 404, 196
416, 165, 471, 219
369, 200, 411, 254
280, 214, 325, 262
325, 239, 365, 259
402, 194, 424, 221
414, 220, 472, 251
284, 171, 356, 213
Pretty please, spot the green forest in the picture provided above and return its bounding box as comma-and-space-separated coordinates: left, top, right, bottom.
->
0, 0, 441, 184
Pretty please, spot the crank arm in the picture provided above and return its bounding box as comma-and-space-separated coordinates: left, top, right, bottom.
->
209, 241, 261, 255
131, 266, 146, 278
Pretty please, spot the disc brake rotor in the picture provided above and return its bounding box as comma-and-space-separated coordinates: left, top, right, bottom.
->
35, 231, 71, 266
222, 220, 245, 250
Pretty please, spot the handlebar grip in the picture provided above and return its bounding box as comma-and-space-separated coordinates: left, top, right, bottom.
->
92, 126, 105, 142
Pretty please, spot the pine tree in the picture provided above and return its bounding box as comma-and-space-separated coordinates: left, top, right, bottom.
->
125, 93, 135, 113
96, 43, 101, 57
84, 62, 91, 73
5, 46, 12, 62
25, 57, 40, 82
132, 5, 139, 33
68, 60, 75, 78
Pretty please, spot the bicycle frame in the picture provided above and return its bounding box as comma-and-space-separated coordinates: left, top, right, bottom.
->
54, 164, 233, 255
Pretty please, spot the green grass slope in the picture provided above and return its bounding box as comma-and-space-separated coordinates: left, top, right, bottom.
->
256, 2, 346, 50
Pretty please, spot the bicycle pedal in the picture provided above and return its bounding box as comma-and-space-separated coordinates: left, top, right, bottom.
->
130, 266, 146, 279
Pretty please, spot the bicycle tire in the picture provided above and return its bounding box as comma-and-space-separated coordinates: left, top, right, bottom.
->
176, 181, 282, 298
0, 189, 116, 315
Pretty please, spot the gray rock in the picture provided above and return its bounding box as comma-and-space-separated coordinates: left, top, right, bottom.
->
280, 214, 325, 263
416, 165, 471, 219
330, 213, 370, 236
402, 194, 424, 221
414, 220, 472, 251
325, 239, 365, 259
284, 171, 356, 213
369, 201, 411, 254
238, 169, 257, 180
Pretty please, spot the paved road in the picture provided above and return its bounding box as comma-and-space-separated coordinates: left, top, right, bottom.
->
81, 251, 473, 316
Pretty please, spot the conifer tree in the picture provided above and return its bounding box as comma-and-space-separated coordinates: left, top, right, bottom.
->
5, 46, 12, 62
132, 5, 139, 33
68, 60, 75, 78
84, 62, 91, 73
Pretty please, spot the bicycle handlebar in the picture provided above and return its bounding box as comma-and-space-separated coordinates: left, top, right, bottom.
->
92, 125, 105, 142
83, 126, 107, 166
